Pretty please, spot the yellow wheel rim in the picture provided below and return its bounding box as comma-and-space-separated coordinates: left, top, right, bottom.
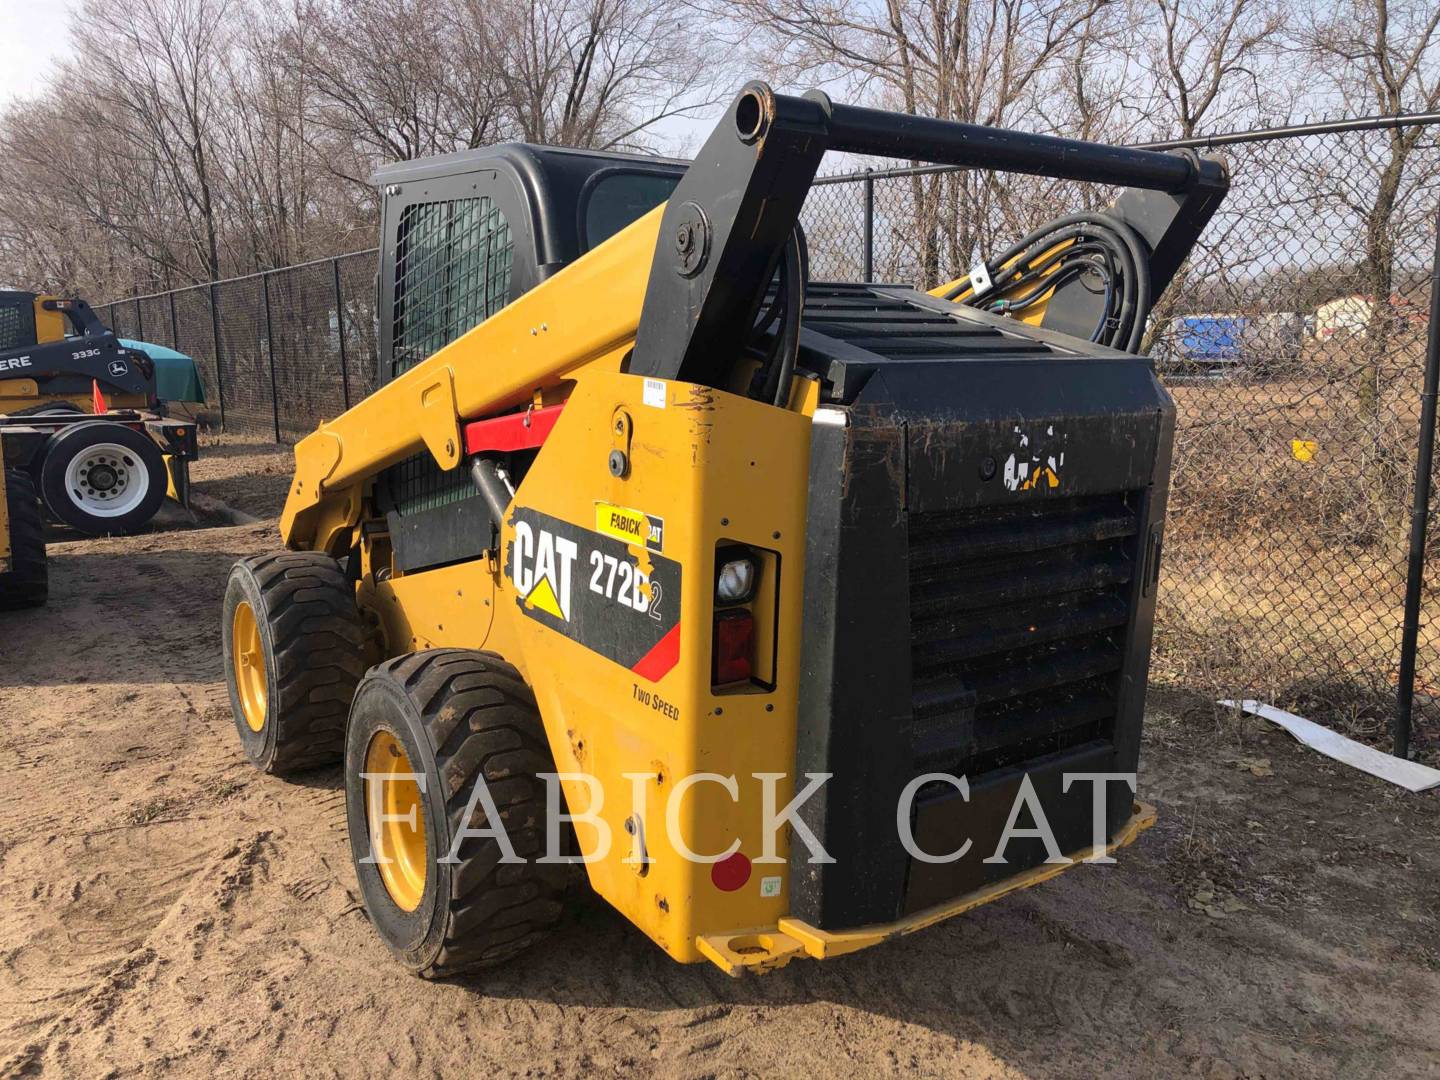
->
232, 601, 267, 733
364, 731, 428, 912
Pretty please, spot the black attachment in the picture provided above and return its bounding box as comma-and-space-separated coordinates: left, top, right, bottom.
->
946, 211, 1152, 351
944, 157, 1229, 351
630, 85, 829, 389
789, 284, 1176, 928
629, 83, 1228, 388
143, 417, 199, 461
816, 96, 1198, 190
749, 229, 807, 407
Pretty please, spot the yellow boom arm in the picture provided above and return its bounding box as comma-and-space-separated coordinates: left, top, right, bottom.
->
281, 206, 665, 551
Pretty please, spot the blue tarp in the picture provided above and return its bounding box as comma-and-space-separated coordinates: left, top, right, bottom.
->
1175, 316, 1249, 361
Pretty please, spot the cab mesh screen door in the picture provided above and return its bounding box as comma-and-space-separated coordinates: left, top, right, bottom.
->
390, 197, 513, 380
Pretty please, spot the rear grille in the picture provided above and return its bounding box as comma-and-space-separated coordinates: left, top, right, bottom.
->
381, 450, 475, 517
802, 282, 1056, 359
908, 492, 1140, 774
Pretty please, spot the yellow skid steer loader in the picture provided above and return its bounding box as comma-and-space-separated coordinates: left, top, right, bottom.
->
222, 83, 1226, 976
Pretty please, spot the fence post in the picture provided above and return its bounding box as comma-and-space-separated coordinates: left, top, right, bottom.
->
135, 297, 144, 340
261, 271, 281, 442
863, 169, 875, 282
1395, 210, 1440, 760
169, 290, 180, 351
209, 282, 227, 431
332, 257, 352, 410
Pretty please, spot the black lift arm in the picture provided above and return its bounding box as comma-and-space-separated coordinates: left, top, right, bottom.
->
628, 82, 1229, 388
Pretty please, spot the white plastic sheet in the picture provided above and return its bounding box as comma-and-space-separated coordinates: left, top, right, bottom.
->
1219, 699, 1440, 793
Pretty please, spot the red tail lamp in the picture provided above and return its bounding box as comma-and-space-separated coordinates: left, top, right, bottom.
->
712, 609, 754, 685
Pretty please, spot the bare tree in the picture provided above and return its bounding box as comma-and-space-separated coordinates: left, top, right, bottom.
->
489, 0, 713, 150
0, 0, 1430, 313
1297, 0, 1440, 416
1128, 0, 1285, 138
75, 0, 235, 283
222, 3, 314, 270
290, 0, 512, 179
0, 78, 202, 293
705, 0, 1121, 283
0, 0, 712, 296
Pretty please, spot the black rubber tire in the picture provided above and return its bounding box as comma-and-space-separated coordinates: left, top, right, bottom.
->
8, 401, 85, 417
38, 420, 167, 535
0, 470, 47, 610
222, 552, 368, 775
345, 649, 567, 977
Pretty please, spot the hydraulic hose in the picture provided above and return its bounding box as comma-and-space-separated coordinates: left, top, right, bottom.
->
749, 227, 808, 407
946, 211, 1153, 353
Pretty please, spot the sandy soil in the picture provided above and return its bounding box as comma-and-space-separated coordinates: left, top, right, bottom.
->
0, 496, 1438, 1076
188, 437, 295, 521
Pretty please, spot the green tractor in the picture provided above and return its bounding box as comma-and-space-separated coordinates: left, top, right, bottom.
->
0, 291, 201, 535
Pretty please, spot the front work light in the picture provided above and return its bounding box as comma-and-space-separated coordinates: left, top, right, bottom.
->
716, 554, 757, 604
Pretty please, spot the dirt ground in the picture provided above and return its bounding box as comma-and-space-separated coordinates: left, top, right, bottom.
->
1, 459, 1438, 1078
188, 436, 295, 520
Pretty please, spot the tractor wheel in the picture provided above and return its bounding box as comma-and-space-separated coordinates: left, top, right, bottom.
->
38, 421, 167, 535
222, 552, 368, 775
344, 649, 566, 977
0, 470, 47, 610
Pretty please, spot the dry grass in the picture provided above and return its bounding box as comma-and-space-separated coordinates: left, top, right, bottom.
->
1154, 327, 1440, 763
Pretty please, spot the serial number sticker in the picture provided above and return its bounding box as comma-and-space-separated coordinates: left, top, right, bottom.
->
642, 378, 666, 409
595, 501, 664, 552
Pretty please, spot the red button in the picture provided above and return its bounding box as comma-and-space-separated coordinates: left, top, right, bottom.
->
711, 850, 752, 892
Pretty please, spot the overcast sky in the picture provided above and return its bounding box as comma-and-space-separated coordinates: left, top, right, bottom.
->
0, 0, 74, 106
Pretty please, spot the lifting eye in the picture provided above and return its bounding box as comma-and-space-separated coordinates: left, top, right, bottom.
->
735, 90, 765, 142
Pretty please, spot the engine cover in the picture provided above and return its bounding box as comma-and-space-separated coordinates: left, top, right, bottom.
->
790, 283, 1174, 930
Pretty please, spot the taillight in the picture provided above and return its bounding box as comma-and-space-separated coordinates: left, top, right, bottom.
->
712, 610, 754, 685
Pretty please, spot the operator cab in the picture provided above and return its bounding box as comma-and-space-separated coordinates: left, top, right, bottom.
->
0, 291, 86, 353
373, 145, 686, 388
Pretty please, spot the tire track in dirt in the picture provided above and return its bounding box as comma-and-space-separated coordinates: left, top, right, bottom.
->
1, 831, 275, 1076
0, 526, 269, 1060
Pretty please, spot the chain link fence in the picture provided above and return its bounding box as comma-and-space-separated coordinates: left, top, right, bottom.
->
103, 115, 1440, 760
107, 252, 381, 440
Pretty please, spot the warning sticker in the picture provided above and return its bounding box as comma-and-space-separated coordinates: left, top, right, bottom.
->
595, 501, 664, 552
506, 506, 682, 682
1003, 423, 1066, 492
